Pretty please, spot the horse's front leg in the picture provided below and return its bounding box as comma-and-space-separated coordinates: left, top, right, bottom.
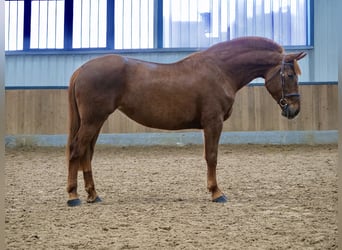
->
203, 121, 228, 203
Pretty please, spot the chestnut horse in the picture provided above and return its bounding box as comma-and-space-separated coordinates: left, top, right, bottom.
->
66, 36, 306, 206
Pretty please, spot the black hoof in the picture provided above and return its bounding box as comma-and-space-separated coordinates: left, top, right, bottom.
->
87, 196, 102, 203
67, 198, 82, 207
212, 195, 228, 203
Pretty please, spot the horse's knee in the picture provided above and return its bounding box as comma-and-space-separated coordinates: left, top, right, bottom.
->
69, 139, 87, 161
69, 140, 80, 160
69, 150, 78, 161
205, 153, 217, 166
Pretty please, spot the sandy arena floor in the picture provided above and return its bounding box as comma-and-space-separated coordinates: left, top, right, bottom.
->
5, 144, 337, 249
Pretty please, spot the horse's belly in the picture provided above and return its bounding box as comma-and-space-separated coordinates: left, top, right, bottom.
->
118, 104, 201, 130
118, 70, 203, 130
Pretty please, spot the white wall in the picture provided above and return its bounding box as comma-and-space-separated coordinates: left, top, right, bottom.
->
5, 0, 338, 87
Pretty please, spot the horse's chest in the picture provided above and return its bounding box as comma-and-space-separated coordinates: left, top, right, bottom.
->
223, 107, 233, 121
221, 92, 235, 121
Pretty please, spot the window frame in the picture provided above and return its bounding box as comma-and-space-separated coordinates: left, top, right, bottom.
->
5, 0, 314, 54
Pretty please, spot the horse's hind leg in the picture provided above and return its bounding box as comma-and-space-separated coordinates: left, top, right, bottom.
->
67, 120, 105, 205
67, 158, 81, 206
81, 125, 103, 203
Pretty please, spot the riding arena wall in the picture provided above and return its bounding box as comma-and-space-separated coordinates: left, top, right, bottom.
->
4, 0, 338, 146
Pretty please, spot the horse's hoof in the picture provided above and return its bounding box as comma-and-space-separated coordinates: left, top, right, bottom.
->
212, 195, 228, 203
67, 198, 82, 207
87, 196, 102, 203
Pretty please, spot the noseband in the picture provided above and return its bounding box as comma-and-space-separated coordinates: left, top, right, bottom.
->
267, 56, 300, 110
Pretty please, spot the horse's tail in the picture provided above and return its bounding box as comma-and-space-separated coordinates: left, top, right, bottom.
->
66, 68, 81, 161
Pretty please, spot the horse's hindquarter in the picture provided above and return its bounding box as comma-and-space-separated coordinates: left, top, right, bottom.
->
118, 57, 235, 130
74, 55, 129, 120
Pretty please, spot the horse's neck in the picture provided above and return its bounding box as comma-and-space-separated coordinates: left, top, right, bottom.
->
205, 48, 281, 90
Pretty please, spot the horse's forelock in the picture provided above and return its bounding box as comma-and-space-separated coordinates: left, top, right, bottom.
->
293, 59, 302, 75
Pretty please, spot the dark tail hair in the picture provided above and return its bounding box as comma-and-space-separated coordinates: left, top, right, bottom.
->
66, 68, 81, 161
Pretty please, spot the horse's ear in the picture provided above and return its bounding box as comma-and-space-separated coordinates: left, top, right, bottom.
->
285, 52, 307, 62
295, 51, 307, 61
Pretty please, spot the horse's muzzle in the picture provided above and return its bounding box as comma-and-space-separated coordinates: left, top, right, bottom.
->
281, 104, 300, 119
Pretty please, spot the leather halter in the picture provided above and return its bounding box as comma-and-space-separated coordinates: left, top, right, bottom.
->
267, 56, 300, 110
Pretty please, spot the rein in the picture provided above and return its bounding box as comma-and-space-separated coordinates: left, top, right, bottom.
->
267, 56, 300, 110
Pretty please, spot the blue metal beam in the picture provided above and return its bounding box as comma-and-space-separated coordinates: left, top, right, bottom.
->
64, 0, 73, 50
307, 0, 314, 46
154, 0, 163, 48
23, 0, 31, 50
107, 0, 115, 50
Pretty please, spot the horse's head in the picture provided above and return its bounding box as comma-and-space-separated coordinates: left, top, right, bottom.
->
265, 52, 307, 119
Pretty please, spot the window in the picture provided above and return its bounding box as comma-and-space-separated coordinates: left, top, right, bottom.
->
5, 0, 24, 51
114, 0, 154, 49
30, 0, 64, 49
163, 0, 309, 48
4, 0, 312, 51
73, 0, 107, 48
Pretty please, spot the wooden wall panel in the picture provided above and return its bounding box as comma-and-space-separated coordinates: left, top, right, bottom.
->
6, 90, 69, 134
5, 85, 338, 135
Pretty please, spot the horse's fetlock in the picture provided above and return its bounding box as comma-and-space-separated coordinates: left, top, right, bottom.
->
67, 185, 77, 195
207, 183, 218, 193
85, 185, 94, 193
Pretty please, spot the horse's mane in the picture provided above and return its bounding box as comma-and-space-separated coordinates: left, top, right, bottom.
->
206, 36, 284, 55
199, 36, 288, 75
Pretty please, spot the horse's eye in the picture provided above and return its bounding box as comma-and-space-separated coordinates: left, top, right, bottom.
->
287, 74, 294, 78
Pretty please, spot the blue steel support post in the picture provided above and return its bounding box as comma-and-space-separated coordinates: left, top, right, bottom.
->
23, 0, 31, 50
307, 0, 314, 46
107, 0, 115, 50
154, 0, 163, 48
64, 0, 73, 50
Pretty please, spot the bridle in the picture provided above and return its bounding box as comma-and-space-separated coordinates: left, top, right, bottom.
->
267, 56, 300, 111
